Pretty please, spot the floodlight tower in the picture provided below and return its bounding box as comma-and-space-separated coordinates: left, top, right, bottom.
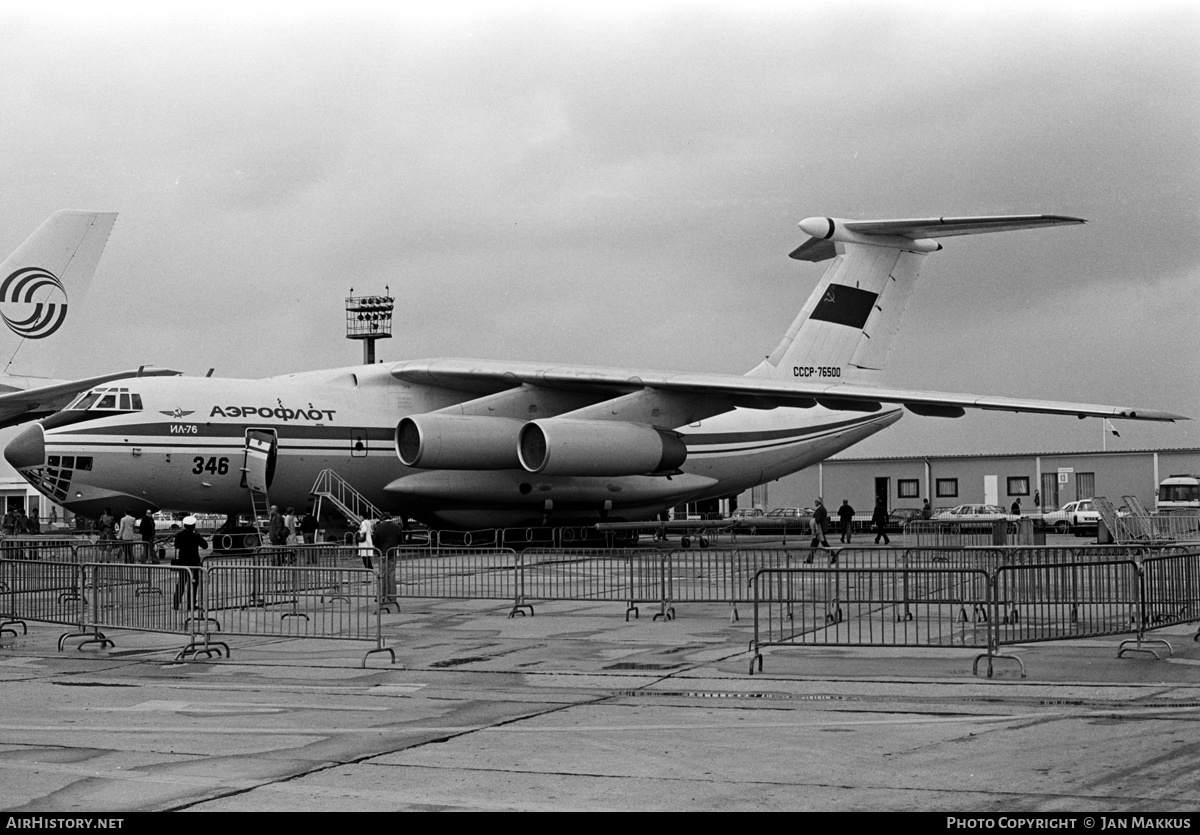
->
345, 287, 395, 365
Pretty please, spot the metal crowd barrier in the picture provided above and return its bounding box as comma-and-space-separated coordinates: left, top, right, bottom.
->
1111, 514, 1200, 544
0, 557, 86, 643
203, 564, 392, 666
749, 566, 994, 669
395, 547, 522, 611
1, 555, 395, 666
749, 551, 1200, 677
517, 548, 660, 620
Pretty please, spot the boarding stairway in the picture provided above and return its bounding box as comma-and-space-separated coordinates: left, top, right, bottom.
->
310, 469, 383, 527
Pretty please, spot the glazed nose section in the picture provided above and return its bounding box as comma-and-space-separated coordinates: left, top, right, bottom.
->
5, 423, 45, 470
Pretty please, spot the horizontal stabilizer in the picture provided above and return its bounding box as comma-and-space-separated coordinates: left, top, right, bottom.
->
790, 214, 1085, 262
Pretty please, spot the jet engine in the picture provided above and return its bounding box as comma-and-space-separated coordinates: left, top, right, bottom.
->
396, 414, 524, 469
517, 419, 687, 476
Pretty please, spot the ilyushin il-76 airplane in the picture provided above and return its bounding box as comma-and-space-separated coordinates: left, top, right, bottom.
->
5, 214, 1186, 529
0, 211, 175, 428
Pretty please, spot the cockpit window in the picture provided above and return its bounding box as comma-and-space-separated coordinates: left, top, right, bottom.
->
71, 392, 102, 410
67, 387, 144, 412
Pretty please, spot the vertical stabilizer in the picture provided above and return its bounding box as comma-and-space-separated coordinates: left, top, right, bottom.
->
748, 214, 1085, 383
0, 211, 118, 378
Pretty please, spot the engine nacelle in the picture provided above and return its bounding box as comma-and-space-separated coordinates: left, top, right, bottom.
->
396, 414, 524, 469
517, 419, 687, 476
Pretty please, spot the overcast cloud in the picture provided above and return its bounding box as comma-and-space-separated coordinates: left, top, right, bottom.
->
0, 1, 1196, 463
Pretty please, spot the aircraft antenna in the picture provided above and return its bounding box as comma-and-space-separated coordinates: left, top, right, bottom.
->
345, 286, 395, 364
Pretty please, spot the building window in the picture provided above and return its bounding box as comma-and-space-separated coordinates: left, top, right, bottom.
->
898, 479, 919, 499
1007, 477, 1030, 496
936, 478, 958, 498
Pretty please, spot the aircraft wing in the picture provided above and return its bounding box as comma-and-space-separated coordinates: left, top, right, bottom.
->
391, 359, 1186, 423
0, 367, 181, 430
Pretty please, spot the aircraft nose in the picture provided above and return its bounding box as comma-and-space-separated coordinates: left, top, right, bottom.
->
5, 423, 45, 470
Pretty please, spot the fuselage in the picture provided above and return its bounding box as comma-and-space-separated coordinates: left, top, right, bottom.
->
7, 364, 901, 528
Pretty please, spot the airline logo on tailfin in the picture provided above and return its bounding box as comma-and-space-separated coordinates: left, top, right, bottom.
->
0, 267, 69, 339
0, 210, 117, 377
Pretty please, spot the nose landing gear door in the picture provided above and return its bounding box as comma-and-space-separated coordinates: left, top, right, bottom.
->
241, 429, 278, 490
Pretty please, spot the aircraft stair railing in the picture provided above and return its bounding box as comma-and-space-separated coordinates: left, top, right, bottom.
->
310, 469, 383, 528
1092, 497, 1126, 542
1118, 494, 1161, 542
1123, 495, 1150, 517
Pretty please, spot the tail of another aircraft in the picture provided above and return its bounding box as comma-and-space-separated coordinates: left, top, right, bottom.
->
747, 214, 1085, 384
0, 210, 118, 379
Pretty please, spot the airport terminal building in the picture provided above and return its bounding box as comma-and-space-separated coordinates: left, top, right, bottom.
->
742, 447, 1200, 516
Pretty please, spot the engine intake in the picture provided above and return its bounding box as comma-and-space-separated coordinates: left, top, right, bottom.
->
396, 414, 524, 469
517, 419, 687, 476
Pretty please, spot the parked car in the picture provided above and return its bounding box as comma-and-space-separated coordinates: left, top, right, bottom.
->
1038, 499, 1102, 536
728, 508, 764, 519
932, 504, 1014, 532
887, 507, 925, 532
152, 511, 183, 531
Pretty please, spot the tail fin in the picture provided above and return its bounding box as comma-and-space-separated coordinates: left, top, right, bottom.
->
0, 210, 118, 378
748, 214, 1084, 383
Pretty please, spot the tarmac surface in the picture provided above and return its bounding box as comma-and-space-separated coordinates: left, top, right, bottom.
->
2, 534, 1200, 813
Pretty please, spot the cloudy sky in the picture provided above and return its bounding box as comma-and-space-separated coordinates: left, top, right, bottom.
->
1, 1, 1197, 462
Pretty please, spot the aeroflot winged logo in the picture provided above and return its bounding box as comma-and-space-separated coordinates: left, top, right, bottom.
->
0, 267, 69, 340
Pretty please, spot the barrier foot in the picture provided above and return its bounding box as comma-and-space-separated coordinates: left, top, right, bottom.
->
973, 650, 1025, 679
183, 611, 221, 631
57, 630, 89, 651
77, 631, 115, 651
362, 646, 397, 668
135, 584, 162, 597
749, 652, 763, 675
728, 604, 739, 623
176, 639, 229, 661
281, 612, 311, 622
1117, 637, 1172, 660
653, 606, 675, 622
1, 619, 27, 636
508, 604, 534, 618
625, 604, 639, 621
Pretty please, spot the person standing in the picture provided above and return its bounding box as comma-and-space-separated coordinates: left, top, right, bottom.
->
837, 499, 856, 544
117, 509, 139, 562
921, 499, 932, 520
372, 511, 403, 606
872, 500, 891, 545
284, 507, 298, 544
138, 510, 157, 563
299, 508, 319, 544
172, 516, 209, 611
356, 516, 376, 570
810, 499, 830, 548
268, 505, 287, 546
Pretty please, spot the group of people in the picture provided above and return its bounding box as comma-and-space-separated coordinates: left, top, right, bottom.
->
94, 507, 159, 563
1, 507, 39, 536
808, 496, 932, 547
354, 512, 406, 604
267, 506, 320, 546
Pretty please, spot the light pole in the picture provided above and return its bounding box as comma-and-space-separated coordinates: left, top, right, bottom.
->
345, 287, 395, 365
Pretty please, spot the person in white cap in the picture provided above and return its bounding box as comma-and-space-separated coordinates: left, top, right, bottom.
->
172, 515, 209, 611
